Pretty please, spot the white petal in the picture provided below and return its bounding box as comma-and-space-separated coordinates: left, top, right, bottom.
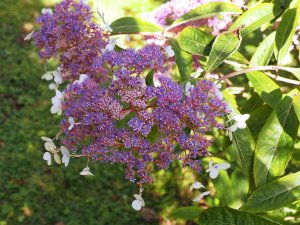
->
228, 130, 233, 141
53, 71, 63, 84
43, 152, 52, 165
49, 83, 57, 90
216, 163, 231, 170
54, 153, 62, 164
228, 123, 238, 132
55, 90, 63, 99
50, 104, 59, 114
41, 136, 53, 142
233, 114, 250, 123
24, 30, 35, 41
132, 200, 142, 211
164, 46, 175, 58
133, 194, 145, 207
41, 72, 53, 80
237, 120, 247, 129
68, 117, 75, 130
62, 155, 70, 167
190, 181, 205, 191
44, 141, 56, 152
60, 146, 69, 157
41, 8, 53, 15
80, 167, 94, 176
209, 168, 219, 179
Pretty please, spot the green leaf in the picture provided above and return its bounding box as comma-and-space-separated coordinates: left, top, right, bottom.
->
250, 32, 276, 66
246, 71, 282, 108
254, 91, 299, 187
177, 27, 248, 65
177, 27, 214, 56
231, 126, 255, 179
241, 172, 300, 213
240, 92, 264, 114
170, 206, 202, 220
293, 90, 300, 121
247, 105, 273, 139
145, 70, 154, 86
229, 3, 282, 37
172, 2, 242, 26
198, 207, 282, 225
274, 8, 300, 64
278, 67, 300, 80
168, 38, 193, 81
206, 32, 241, 72
110, 17, 163, 34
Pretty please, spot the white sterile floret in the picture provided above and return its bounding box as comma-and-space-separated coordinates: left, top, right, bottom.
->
42, 72, 53, 81
53, 70, 63, 85
41, 8, 53, 15
80, 166, 94, 176
185, 82, 194, 97
164, 45, 175, 58
53, 153, 62, 164
206, 161, 231, 179
51, 90, 64, 115
193, 191, 211, 202
104, 38, 118, 52
74, 74, 88, 84
68, 117, 75, 130
49, 83, 57, 90
43, 152, 52, 165
190, 181, 205, 192
60, 146, 70, 167
132, 194, 145, 211
24, 30, 35, 41
233, 114, 250, 130
41, 136, 56, 153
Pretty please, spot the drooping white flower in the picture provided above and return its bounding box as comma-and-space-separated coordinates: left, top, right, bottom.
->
190, 68, 204, 79
60, 146, 70, 167
80, 166, 94, 176
206, 161, 231, 179
164, 45, 175, 58
74, 74, 88, 84
185, 82, 194, 97
132, 194, 145, 211
24, 30, 35, 41
190, 181, 205, 192
50, 90, 64, 115
68, 117, 75, 130
43, 152, 52, 165
193, 191, 211, 202
41, 8, 53, 15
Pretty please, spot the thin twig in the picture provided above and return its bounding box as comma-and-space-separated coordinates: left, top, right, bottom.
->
219, 66, 300, 86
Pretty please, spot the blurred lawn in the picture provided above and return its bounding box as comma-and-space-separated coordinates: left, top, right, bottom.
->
0, 0, 189, 224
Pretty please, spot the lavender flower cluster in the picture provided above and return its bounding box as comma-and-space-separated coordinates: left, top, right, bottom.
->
34, 0, 229, 184
152, 0, 245, 34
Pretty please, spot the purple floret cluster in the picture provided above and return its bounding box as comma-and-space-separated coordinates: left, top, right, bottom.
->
34, 0, 229, 184
152, 0, 244, 34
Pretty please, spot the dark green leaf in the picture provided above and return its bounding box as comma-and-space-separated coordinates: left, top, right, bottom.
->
229, 3, 282, 37
246, 71, 282, 108
241, 172, 300, 213
145, 70, 154, 86
172, 2, 242, 26
240, 92, 264, 114
198, 207, 282, 225
254, 91, 299, 187
274, 8, 300, 64
170, 206, 202, 220
250, 32, 276, 66
110, 17, 163, 34
247, 105, 273, 139
169, 38, 193, 81
207, 32, 241, 72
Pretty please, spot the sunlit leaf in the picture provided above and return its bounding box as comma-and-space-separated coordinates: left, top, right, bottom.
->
206, 32, 241, 72
198, 207, 282, 225
110, 17, 163, 34
170, 207, 202, 220
241, 172, 300, 213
